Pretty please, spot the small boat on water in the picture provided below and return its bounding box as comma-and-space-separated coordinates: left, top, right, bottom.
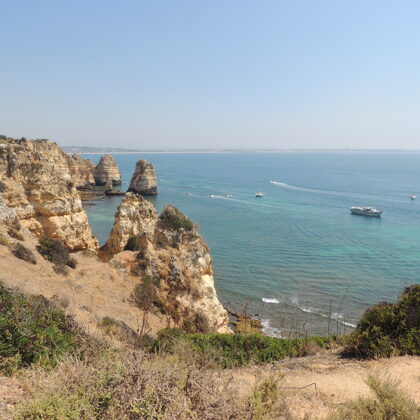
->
208, 194, 216, 198
255, 192, 264, 197
409, 194, 416, 200
350, 206, 382, 217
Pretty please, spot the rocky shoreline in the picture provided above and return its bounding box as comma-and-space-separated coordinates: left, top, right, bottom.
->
0, 137, 231, 335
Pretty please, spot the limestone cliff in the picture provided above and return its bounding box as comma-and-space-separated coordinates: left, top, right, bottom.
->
99, 193, 157, 258
128, 159, 158, 195
67, 154, 95, 189
100, 195, 230, 333
0, 138, 98, 251
94, 155, 122, 186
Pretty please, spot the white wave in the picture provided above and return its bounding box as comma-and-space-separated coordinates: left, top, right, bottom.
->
289, 295, 356, 328
262, 297, 280, 304
261, 319, 284, 338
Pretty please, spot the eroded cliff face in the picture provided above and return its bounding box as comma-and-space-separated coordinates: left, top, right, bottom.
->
67, 154, 95, 189
99, 193, 157, 258
128, 159, 157, 195
94, 155, 122, 186
100, 194, 230, 333
0, 139, 98, 251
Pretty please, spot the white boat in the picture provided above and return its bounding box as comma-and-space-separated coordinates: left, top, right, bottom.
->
350, 206, 382, 217
208, 194, 216, 198
409, 194, 416, 200
255, 192, 264, 197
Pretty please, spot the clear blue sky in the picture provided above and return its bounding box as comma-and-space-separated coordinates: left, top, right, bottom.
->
1, 1, 420, 149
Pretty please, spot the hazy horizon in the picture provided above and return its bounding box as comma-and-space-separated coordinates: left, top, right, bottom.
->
2, 1, 420, 150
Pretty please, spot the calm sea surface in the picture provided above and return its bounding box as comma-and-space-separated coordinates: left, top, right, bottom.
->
82, 152, 420, 336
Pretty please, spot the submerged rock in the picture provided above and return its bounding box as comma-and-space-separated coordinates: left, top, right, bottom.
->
94, 155, 121, 186
0, 138, 98, 251
128, 159, 157, 195
100, 194, 230, 333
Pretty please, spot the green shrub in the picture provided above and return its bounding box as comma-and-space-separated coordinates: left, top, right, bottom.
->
0, 179, 7, 192
12, 243, 36, 264
8, 227, 24, 241
0, 283, 91, 372
344, 285, 420, 358
0, 233, 10, 247
328, 375, 419, 420
159, 205, 194, 231
125, 234, 141, 251
153, 329, 336, 368
36, 238, 77, 271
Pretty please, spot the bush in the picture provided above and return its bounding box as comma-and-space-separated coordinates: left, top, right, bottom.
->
343, 285, 420, 358
12, 243, 36, 264
98, 316, 152, 349
0, 179, 7, 192
0, 283, 91, 372
159, 205, 194, 231
125, 234, 141, 251
8, 227, 24, 241
328, 375, 419, 420
36, 238, 77, 271
153, 329, 336, 369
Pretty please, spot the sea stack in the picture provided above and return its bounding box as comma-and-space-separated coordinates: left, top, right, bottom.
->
93, 155, 121, 186
128, 159, 157, 195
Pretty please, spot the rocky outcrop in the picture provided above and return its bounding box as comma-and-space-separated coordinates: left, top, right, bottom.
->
100, 193, 157, 258
128, 159, 157, 195
67, 154, 95, 189
0, 195, 18, 227
0, 139, 98, 251
100, 195, 230, 333
94, 155, 121, 186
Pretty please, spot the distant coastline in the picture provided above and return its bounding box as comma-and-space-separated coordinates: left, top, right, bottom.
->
63, 146, 420, 155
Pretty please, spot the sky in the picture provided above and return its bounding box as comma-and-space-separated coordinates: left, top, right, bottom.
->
1, 1, 420, 150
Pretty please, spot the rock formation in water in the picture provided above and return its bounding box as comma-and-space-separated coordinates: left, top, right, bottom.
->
0, 138, 98, 251
100, 194, 230, 333
93, 155, 122, 186
128, 159, 158, 195
67, 154, 95, 189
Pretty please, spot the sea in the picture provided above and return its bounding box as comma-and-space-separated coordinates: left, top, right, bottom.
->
82, 152, 420, 337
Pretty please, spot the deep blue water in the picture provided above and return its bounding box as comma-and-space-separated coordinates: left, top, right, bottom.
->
82, 152, 420, 336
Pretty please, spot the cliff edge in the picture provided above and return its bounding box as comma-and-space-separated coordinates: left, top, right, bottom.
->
0, 139, 97, 251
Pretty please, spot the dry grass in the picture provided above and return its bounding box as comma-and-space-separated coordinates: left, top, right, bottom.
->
328, 375, 419, 420
14, 347, 292, 420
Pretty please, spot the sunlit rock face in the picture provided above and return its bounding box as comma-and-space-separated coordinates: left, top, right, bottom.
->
0, 138, 98, 251
100, 195, 230, 333
93, 155, 122, 186
68, 154, 95, 189
128, 159, 158, 195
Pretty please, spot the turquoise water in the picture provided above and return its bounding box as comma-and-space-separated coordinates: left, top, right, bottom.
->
82, 152, 420, 336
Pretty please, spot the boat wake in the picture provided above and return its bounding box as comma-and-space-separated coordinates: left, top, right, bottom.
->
270, 180, 380, 202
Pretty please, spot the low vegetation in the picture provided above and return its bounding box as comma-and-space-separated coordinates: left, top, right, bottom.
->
153, 328, 337, 368
125, 234, 142, 251
8, 227, 24, 241
0, 283, 93, 374
159, 205, 194, 231
12, 242, 36, 264
344, 285, 420, 358
2, 285, 419, 419
36, 237, 77, 273
328, 375, 419, 420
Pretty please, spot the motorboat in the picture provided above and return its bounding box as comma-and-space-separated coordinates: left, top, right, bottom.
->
409, 194, 416, 200
208, 194, 216, 198
255, 192, 264, 197
350, 206, 382, 217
